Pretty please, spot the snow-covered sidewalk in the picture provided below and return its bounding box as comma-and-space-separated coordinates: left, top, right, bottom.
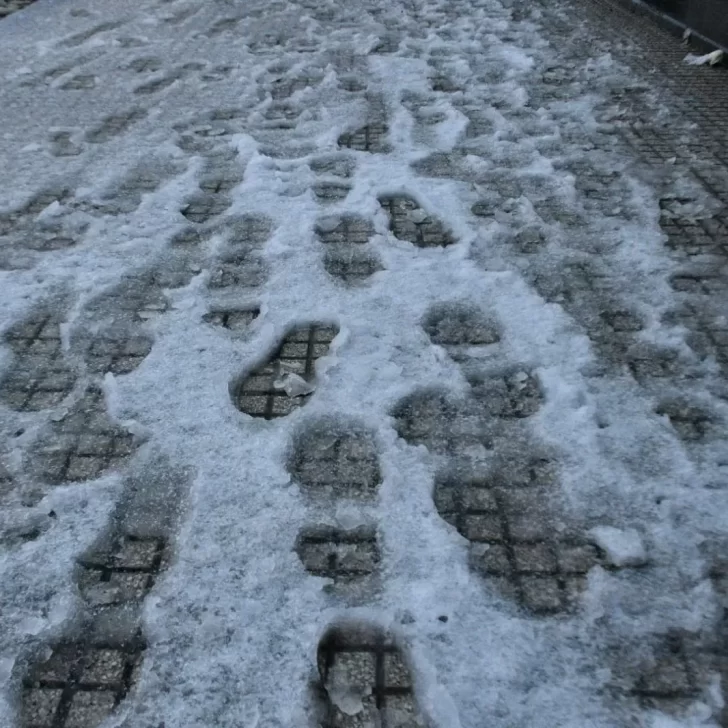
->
0, 0, 727, 725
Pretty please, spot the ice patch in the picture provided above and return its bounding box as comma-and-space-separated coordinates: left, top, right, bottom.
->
683, 50, 724, 66
589, 526, 648, 567
274, 370, 316, 397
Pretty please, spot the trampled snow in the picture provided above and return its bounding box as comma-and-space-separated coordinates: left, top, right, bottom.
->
0, 0, 727, 725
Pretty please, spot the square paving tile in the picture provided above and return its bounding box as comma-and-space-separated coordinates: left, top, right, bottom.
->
233, 325, 337, 419
314, 216, 373, 245
378, 195, 456, 248
338, 123, 391, 153
32, 387, 137, 484
289, 421, 381, 497
296, 525, 379, 579
317, 625, 424, 727
323, 249, 383, 284
77, 535, 166, 607
435, 468, 601, 613
21, 641, 143, 728
0, 311, 76, 412
203, 308, 260, 332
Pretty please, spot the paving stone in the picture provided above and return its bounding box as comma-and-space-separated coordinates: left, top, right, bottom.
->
338, 76, 367, 92
83, 276, 166, 326
21, 641, 143, 728
530, 261, 613, 304
232, 324, 338, 419
625, 344, 681, 382
471, 199, 499, 218
205, 16, 242, 36
512, 226, 547, 254
259, 142, 317, 160
79, 262, 196, 359
175, 107, 246, 135
0, 310, 76, 412
179, 192, 231, 224
423, 302, 501, 346
263, 103, 300, 124
84, 108, 148, 144
462, 109, 495, 139
313, 215, 382, 283
413, 107, 448, 126
338, 123, 391, 153
533, 197, 585, 227
289, 419, 381, 497
169, 226, 203, 247
616, 551, 728, 717
655, 400, 715, 442
295, 525, 379, 579
269, 76, 320, 100
0, 188, 73, 237
225, 214, 273, 248
323, 248, 383, 284
577, 304, 647, 365
0, 459, 13, 498
399, 91, 434, 115
179, 124, 233, 143
478, 173, 523, 201
670, 271, 728, 297
411, 152, 468, 179
32, 386, 137, 484
312, 183, 351, 204
19, 688, 63, 727
175, 133, 217, 155
316, 624, 425, 727
661, 217, 726, 257
435, 466, 599, 613
379, 195, 456, 248
574, 169, 624, 205
60, 74, 97, 91
599, 309, 644, 333
626, 632, 707, 717
467, 370, 542, 419
65, 691, 118, 728
371, 33, 400, 54
80, 329, 153, 376
115, 35, 150, 49
315, 216, 373, 245
58, 21, 123, 49
49, 132, 83, 158
133, 71, 183, 96
247, 30, 288, 52
77, 535, 166, 607
207, 252, 268, 289
22, 234, 78, 252
310, 156, 356, 178
664, 301, 726, 349
0, 0, 36, 17
203, 307, 260, 332
126, 56, 163, 73
430, 75, 462, 93
25, 60, 77, 84
391, 388, 490, 455
198, 171, 243, 194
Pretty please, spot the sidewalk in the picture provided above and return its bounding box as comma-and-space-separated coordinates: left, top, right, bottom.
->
0, 0, 726, 726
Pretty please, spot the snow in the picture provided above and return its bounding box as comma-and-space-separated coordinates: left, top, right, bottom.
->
0, 0, 727, 725
684, 50, 724, 67
589, 526, 648, 567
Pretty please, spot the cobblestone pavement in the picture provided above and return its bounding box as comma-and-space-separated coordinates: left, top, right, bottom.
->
0, 0, 727, 725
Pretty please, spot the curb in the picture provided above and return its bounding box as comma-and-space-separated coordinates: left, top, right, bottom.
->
597, 0, 728, 63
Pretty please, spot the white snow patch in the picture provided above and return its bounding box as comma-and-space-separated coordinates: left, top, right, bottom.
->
589, 526, 648, 567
